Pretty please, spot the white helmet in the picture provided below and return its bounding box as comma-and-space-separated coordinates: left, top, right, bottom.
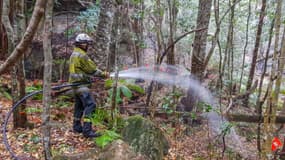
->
75, 33, 93, 43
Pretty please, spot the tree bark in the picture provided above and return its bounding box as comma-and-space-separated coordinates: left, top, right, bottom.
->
191, 0, 212, 80
107, 6, 120, 72
239, 0, 251, 93
243, 0, 266, 106
12, 0, 28, 129
262, 0, 281, 157
0, 0, 48, 75
226, 114, 285, 123
166, 0, 177, 65
42, 0, 53, 158
256, 14, 275, 153
132, 0, 144, 67
92, 0, 115, 69
273, 7, 285, 114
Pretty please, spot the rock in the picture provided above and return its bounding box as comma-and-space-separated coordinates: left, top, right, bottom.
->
122, 116, 169, 160
53, 149, 99, 160
98, 139, 145, 160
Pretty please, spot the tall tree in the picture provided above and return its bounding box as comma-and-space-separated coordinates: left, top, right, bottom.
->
263, 0, 283, 156
191, 0, 212, 80
166, 0, 178, 65
2, 0, 28, 128
42, 0, 53, 158
243, 0, 266, 106
12, 0, 28, 128
132, 0, 144, 66
92, 0, 115, 69
107, 6, 120, 72
0, 0, 48, 75
239, 0, 251, 92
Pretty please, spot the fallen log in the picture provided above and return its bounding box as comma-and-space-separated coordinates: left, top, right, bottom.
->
226, 114, 285, 123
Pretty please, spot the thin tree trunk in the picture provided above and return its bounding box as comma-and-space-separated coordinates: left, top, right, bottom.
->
42, 0, 53, 159
92, 0, 114, 69
272, 7, 284, 115
166, 0, 177, 65
154, 0, 164, 63
224, 0, 235, 95
243, 0, 266, 106
107, 7, 119, 72
2, 0, 28, 129
255, 14, 275, 154
132, 0, 144, 67
0, 0, 48, 75
191, 0, 212, 80
239, 0, 251, 93
12, 0, 28, 129
262, 0, 282, 157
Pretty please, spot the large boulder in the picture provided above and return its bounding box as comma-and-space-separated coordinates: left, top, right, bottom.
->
98, 139, 145, 160
122, 116, 169, 160
53, 149, 99, 160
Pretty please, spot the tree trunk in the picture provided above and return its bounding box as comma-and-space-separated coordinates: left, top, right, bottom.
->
42, 0, 53, 158
154, 0, 165, 63
166, 0, 177, 65
226, 114, 285, 123
0, 0, 6, 60
107, 6, 120, 72
12, 0, 28, 129
221, 0, 236, 95
92, 0, 115, 69
272, 8, 284, 115
239, 0, 251, 93
182, 0, 212, 112
255, 14, 275, 154
262, 0, 282, 157
0, 0, 48, 75
243, 0, 266, 106
191, 0, 212, 80
132, 0, 144, 67
2, 0, 28, 128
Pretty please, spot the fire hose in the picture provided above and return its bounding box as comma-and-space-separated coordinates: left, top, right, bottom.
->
2, 81, 92, 160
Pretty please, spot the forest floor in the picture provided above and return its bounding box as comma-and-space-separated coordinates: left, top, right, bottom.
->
0, 76, 259, 160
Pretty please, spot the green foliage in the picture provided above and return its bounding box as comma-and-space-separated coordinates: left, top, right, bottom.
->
0, 90, 12, 100
90, 108, 110, 127
90, 108, 125, 131
76, 4, 100, 33
162, 91, 183, 114
105, 79, 144, 104
25, 107, 43, 114
221, 122, 234, 136
25, 85, 43, 100
30, 134, 41, 144
53, 95, 73, 108
95, 130, 121, 148
197, 102, 214, 113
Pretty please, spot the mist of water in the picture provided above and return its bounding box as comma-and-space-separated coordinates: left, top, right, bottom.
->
110, 64, 251, 158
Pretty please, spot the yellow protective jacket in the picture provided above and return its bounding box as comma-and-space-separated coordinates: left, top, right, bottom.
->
69, 47, 103, 83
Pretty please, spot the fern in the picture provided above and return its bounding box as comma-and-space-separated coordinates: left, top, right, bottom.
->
95, 130, 121, 148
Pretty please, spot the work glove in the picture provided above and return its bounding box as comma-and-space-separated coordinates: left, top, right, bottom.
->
102, 71, 110, 78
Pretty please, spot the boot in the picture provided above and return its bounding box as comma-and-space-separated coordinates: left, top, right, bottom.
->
73, 120, 83, 133
82, 122, 101, 138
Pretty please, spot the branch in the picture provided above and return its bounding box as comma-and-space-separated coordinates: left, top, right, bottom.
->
231, 79, 258, 99
158, 27, 207, 64
0, 0, 48, 75
219, 0, 242, 25
226, 114, 285, 123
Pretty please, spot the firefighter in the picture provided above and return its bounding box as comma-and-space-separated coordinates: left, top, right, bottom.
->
69, 33, 108, 138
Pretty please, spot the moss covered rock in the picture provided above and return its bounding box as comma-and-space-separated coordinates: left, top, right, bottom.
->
122, 115, 169, 160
